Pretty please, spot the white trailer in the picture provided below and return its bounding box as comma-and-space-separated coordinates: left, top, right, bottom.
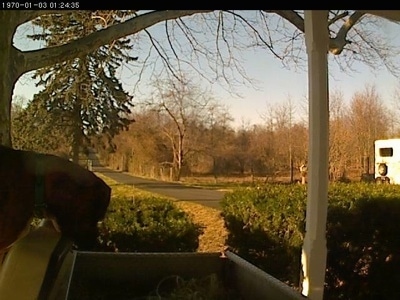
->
374, 139, 400, 184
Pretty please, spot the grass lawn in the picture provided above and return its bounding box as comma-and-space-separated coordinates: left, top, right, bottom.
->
96, 173, 228, 253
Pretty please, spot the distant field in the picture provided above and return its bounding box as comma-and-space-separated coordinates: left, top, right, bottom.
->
179, 168, 367, 188
180, 174, 300, 188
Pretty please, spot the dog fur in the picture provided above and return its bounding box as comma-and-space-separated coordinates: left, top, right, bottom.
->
0, 145, 111, 251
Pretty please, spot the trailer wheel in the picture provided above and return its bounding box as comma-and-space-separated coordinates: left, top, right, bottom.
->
378, 163, 388, 176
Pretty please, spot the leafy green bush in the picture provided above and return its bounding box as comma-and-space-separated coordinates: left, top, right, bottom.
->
326, 183, 400, 300
221, 184, 306, 285
221, 183, 400, 299
97, 196, 204, 252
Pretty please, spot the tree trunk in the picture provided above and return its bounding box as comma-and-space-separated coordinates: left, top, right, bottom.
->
0, 79, 13, 146
290, 158, 294, 183
72, 131, 80, 164
0, 14, 21, 146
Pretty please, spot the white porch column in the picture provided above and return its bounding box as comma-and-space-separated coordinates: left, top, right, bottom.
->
301, 10, 329, 300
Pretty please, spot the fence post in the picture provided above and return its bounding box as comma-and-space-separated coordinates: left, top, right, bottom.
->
87, 160, 93, 171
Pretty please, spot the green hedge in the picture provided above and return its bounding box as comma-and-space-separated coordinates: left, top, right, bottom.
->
221, 184, 306, 285
326, 183, 400, 299
96, 196, 204, 252
221, 183, 400, 299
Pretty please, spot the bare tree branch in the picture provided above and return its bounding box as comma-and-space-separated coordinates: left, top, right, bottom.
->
329, 11, 366, 55
225, 10, 282, 60
142, 27, 182, 82
20, 10, 212, 74
266, 10, 305, 32
262, 10, 367, 56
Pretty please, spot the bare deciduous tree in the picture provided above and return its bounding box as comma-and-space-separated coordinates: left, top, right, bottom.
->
110, 110, 170, 176
146, 76, 218, 180
388, 86, 400, 136
329, 90, 353, 180
260, 98, 307, 180
189, 102, 234, 180
348, 84, 389, 173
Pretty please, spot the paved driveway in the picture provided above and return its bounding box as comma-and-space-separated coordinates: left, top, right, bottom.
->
93, 167, 225, 210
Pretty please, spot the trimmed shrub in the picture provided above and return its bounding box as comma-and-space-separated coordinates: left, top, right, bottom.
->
325, 183, 400, 300
97, 196, 204, 252
221, 183, 400, 299
221, 184, 306, 285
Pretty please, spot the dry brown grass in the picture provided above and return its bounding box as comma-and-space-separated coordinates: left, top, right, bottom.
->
96, 173, 228, 253
174, 201, 228, 253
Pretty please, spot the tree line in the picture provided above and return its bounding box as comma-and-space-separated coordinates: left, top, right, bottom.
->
90, 83, 400, 182
12, 81, 399, 182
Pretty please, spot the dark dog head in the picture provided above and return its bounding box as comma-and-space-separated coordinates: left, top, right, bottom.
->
0, 145, 111, 251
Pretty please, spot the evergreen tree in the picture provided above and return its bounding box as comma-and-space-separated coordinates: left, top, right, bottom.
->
12, 93, 71, 156
28, 11, 136, 161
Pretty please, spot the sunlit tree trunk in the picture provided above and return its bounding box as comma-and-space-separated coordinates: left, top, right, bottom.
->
0, 13, 21, 146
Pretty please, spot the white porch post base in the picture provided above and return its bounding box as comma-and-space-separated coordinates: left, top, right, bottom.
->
301, 237, 327, 298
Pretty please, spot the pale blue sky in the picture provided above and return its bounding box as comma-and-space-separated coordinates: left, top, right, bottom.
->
12, 13, 400, 127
